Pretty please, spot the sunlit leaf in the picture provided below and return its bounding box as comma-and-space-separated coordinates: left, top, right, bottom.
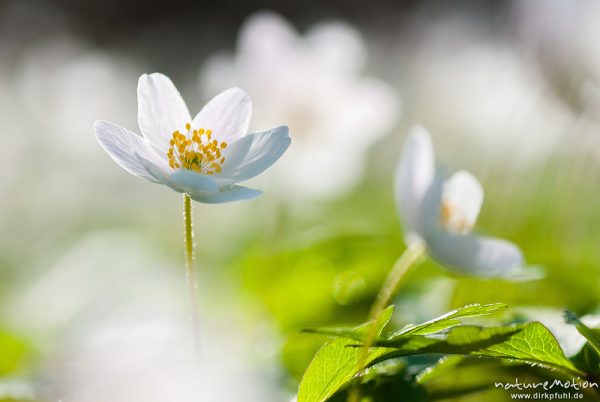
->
377, 322, 582, 377
297, 306, 395, 402
391, 303, 507, 338
304, 303, 507, 342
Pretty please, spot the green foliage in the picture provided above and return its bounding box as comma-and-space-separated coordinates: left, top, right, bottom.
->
299, 304, 583, 402
378, 323, 580, 376
572, 343, 600, 375
455, 323, 577, 374
391, 303, 507, 337
417, 356, 569, 401
297, 306, 395, 402
0, 331, 29, 376
329, 359, 428, 402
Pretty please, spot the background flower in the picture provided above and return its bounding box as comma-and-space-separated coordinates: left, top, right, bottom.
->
396, 126, 528, 278
199, 11, 401, 200
510, 0, 600, 121
401, 15, 573, 168
7, 232, 282, 402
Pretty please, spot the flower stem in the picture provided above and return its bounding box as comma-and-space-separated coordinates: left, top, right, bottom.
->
183, 193, 201, 358
348, 242, 426, 402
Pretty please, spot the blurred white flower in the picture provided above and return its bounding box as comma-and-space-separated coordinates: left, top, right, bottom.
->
409, 17, 572, 166
395, 126, 533, 278
8, 231, 181, 336
96, 73, 290, 203
47, 314, 279, 402
511, 0, 600, 117
200, 11, 400, 199
4, 35, 145, 227
8, 231, 281, 402
15, 35, 139, 161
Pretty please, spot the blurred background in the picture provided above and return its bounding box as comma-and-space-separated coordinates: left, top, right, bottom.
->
1, 0, 600, 401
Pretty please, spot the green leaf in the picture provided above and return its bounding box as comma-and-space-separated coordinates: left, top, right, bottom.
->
565, 310, 600, 358
376, 325, 522, 355
298, 306, 581, 402
391, 303, 507, 338
328, 358, 428, 402
377, 322, 582, 377
416, 355, 467, 384
571, 342, 600, 374
297, 306, 395, 402
467, 323, 578, 374
417, 355, 568, 401
303, 303, 507, 342
301, 327, 367, 342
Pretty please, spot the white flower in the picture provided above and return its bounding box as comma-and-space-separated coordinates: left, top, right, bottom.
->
10, 231, 282, 402
408, 17, 571, 166
199, 11, 400, 199
395, 125, 531, 278
511, 0, 600, 116
47, 314, 280, 402
94, 73, 291, 203
18, 35, 139, 161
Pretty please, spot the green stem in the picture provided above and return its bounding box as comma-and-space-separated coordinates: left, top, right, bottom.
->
183, 193, 201, 357
348, 242, 426, 402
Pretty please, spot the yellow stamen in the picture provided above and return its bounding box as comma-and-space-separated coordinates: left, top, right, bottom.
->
440, 202, 453, 225
166, 122, 228, 175
440, 201, 470, 233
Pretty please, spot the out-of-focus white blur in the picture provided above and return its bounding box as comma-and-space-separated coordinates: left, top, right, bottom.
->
7, 232, 281, 402
511, 0, 600, 120
406, 16, 573, 167
200, 11, 401, 200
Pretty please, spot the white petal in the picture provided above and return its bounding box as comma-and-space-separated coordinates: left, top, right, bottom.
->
395, 125, 435, 243
137, 73, 191, 154
192, 87, 252, 144
441, 170, 484, 233
94, 120, 167, 183
139, 160, 219, 194
215, 126, 291, 184
424, 231, 526, 278
188, 185, 262, 204
167, 170, 220, 194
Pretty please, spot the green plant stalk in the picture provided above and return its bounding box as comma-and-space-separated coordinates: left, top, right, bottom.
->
184, 193, 201, 357
348, 242, 426, 402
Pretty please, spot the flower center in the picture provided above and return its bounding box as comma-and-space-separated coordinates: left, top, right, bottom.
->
167, 123, 228, 175
440, 201, 471, 234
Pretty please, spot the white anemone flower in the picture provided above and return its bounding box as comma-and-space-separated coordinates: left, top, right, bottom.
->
94, 73, 291, 203
200, 11, 400, 199
396, 126, 532, 278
